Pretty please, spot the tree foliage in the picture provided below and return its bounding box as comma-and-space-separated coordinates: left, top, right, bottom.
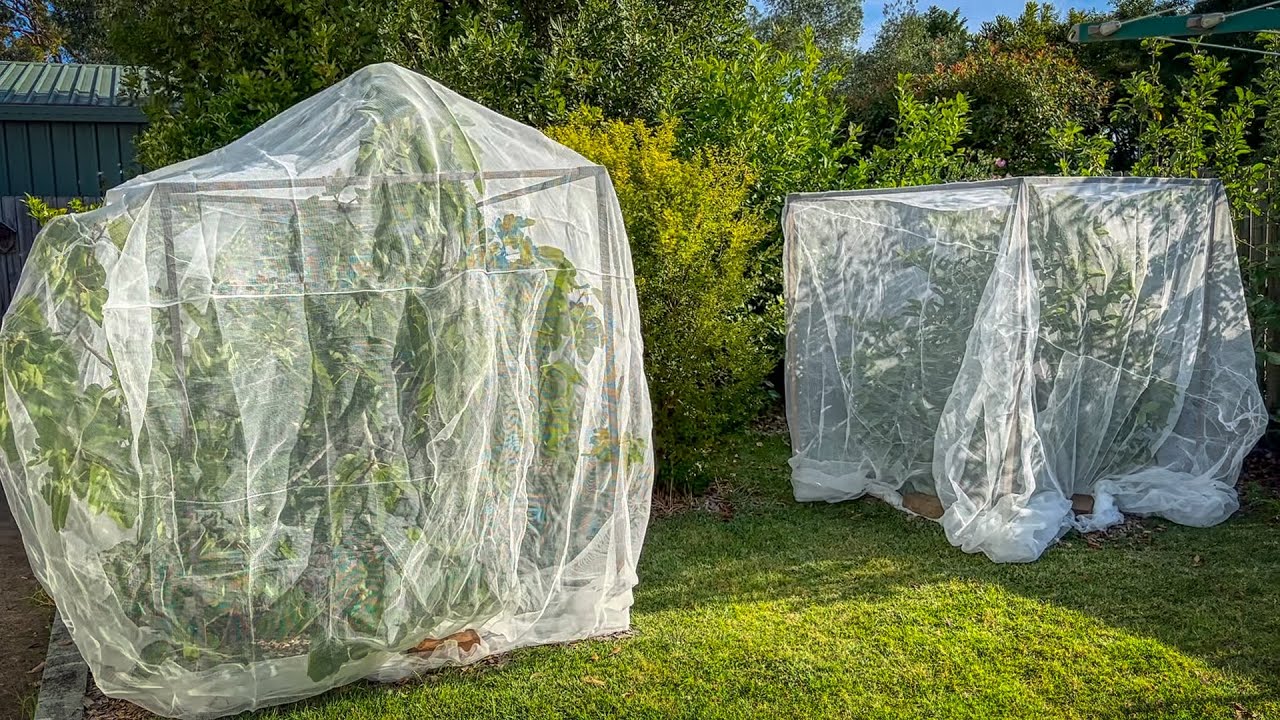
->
677, 31, 860, 216
921, 42, 1111, 175
909, 3, 1112, 175
1, 0, 114, 61
2, 0, 64, 61
99, 0, 745, 168
750, 0, 862, 67
848, 1, 972, 142
1047, 121, 1114, 177
1111, 39, 1261, 195
857, 76, 986, 188
547, 110, 775, 485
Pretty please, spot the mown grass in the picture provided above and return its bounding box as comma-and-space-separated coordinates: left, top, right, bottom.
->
233, 431, 1280, 719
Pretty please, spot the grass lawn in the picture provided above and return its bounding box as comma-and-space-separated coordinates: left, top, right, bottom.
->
150, 431, 1280, 719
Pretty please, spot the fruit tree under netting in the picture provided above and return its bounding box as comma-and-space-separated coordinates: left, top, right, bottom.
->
0, 63, 652, 717
784, 177, 1265, 563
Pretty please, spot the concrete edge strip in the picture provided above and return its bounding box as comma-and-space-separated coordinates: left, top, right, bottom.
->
34, 611, 88, 720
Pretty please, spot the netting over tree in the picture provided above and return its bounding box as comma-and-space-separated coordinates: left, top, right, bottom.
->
784, 177, 1265, 563
0, 64, 652, 717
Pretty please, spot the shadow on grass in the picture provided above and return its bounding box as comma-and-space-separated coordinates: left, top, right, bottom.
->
634, 432, 1280, 700
215, 431, 1278, 718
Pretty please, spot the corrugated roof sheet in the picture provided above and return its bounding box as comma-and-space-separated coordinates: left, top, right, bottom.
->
0, 61, 146, 122
0, 61, 138, 106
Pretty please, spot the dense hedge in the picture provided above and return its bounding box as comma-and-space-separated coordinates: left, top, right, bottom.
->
548, 111, 776, 485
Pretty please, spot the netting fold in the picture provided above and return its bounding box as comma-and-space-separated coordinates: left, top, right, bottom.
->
784, 177, 1265, 563
0, 63, 652, 717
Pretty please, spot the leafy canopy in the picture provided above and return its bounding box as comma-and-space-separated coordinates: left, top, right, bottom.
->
750, 0, 862, 66
96, 0, 746, 168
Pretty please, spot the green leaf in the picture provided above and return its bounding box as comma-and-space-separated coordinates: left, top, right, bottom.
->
306, 637, 351, 682
306, 637, 373, 682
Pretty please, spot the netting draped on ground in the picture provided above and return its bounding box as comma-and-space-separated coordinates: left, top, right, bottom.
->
0, 63, 652, 717
785, 177, 1265, 563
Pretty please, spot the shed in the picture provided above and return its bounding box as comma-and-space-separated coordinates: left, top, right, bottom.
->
0, 61, 148, 311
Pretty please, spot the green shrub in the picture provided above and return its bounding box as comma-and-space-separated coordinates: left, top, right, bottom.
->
23, 196, 100, 225
918, 41, 1112, 176
1046, 121, 1113, 177
677, 30, 861, 216
856, 76, 986, 188
547, 109, 774, 486
1112, 39, 1261, 189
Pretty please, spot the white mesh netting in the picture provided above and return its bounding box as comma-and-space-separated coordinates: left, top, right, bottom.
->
0, 63, 652, 717
784, 177, 1266, 563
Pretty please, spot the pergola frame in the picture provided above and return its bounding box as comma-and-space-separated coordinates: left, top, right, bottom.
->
1070, 6, 1280, 45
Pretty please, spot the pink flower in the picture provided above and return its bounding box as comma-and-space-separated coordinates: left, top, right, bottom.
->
995, 158, 1008, 169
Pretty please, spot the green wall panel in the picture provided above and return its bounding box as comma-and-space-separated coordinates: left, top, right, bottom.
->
96, 123, 123, 188
0, 124, 8, 196
50, 123, 79, 196
72, 123, 99, 196
1, 119, 146, 200
4, 122, 32, 195
25, 122, 56, 195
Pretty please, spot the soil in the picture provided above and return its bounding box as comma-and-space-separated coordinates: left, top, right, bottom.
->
749, 402, 789, 436
84, 681, 153, 720
902, 492, 944, 519
0, 494, 54, 720
1240, 443, 1280, 516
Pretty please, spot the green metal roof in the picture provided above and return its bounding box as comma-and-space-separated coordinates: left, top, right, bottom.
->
0, 61, 147, 123
1070, 8, 1280, 44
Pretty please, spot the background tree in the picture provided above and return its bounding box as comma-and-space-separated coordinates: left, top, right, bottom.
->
97, 0, 746, 168
527, 0, 745, 122
848, 2, 972, 143
99, 0, 437, 167
750, 0, 862, 68
2, 0, 114, 61
2, 0, 66, 61
920, 7, 1113, 175
49, 0, 115, 62
678, 31, 860, 218
840, 3, 1112, 175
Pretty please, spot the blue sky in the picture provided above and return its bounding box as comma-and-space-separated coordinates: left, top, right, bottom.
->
747, 1, 1113, 49
858, 1, 1109, 48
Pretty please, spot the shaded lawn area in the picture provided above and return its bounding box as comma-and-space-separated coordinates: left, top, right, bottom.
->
159, 432, 1280, 719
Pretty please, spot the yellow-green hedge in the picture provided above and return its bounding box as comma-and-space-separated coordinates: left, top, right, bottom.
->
547, 109, 776, 486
